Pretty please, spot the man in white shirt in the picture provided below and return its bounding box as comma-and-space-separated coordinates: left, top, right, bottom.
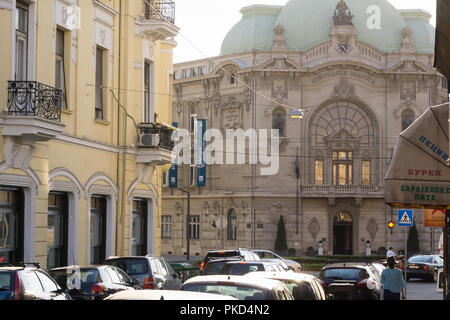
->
386, 247, 396, 257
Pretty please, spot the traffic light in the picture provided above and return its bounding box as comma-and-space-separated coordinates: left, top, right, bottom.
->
388, 221, 394, 232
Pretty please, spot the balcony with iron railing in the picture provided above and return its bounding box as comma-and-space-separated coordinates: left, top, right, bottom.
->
136, 0, 179, 41
136, 122, 176, 166
0, 81, 65, 142
300, 185, 385, 197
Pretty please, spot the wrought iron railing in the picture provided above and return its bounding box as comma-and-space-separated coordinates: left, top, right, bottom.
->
143, 0, 175, 24
138, 122, 175, 151
7, 81, 62, 122
300, 185, 384, 194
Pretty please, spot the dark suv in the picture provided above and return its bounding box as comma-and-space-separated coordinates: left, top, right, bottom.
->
200, 249, 261, 275
0, 263, 70, 300
104, 255, 182, 290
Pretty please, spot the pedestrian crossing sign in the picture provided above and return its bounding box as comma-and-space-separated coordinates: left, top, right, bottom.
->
398, 209, 414, 227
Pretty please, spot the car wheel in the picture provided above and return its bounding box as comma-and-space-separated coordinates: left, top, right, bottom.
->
432, 271, 438, 283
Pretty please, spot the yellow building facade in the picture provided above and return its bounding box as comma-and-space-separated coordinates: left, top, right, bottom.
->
0, 0, 178, 269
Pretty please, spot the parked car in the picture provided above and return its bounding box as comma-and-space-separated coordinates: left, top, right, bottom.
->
252, 250, 302, 272
181, 275, 294, 300
319, 261, 383, 300
104, 289, 237, 300
219, 260, 289, 275
245, 271, 327, 300
0, 262, 69, 300
200, 249, 260, 275
49, 265, 137, 300
405, 255, 443, 282
104, 255, 182, 290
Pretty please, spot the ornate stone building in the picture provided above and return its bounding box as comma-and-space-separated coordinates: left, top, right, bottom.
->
162, 0, 448, 258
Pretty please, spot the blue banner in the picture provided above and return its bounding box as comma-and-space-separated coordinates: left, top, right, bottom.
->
169, 122, 178, 188
196, 119, 206, 187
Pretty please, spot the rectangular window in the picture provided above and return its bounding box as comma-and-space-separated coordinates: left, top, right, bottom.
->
15, 3, 28, 81
332, 151, 353, 185
361, 160, 371, 185
55, 29, 67, 109
90, 196, 106, 265
190, 68, 197, 77
95, 47, 104, 119
131, 200, 147, 256
161, 215, 172, 239
198, 66, 205, 76
47, 192, 68, 269
189, 215, 200, 240
314, 160, 324, 185
144, 61, 154, 123
182, 69, 189, 78
0, 188, 24, 264
189, 165, 197, 186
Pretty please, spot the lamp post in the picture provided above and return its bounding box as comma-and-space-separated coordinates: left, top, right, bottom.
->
178, 188, 191, 262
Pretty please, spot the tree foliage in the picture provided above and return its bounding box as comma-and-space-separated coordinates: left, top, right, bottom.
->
275, 215, 288, 253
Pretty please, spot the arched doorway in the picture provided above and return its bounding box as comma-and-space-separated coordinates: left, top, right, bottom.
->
333, 211, 353, 255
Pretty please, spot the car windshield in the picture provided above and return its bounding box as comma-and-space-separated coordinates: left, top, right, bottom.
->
0, 272, 12, 291
408, 256, 433, 263
204, 261, 228, 275
183, 283, 269, 300
321, 268, 363, 281
220, 263, 264, 275
50, 268, 101, 289
105, 259, 149, 275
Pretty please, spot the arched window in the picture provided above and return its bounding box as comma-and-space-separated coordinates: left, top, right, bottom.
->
227, 209, 237, 241
401, 109, 415, 131
272, 108, 287, 137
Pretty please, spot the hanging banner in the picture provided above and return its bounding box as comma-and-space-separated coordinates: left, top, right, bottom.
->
196, 119, 206, 187
424, 209, 446, 227
169, 122, 178, 189
385, 104, 450, 209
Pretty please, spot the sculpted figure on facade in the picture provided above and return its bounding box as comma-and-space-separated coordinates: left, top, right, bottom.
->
333, 0, 354, 26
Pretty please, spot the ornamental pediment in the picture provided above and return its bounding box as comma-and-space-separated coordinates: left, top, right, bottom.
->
261, 57, 300, 71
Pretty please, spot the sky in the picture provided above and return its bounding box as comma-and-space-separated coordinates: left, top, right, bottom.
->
172, 0, 437, 63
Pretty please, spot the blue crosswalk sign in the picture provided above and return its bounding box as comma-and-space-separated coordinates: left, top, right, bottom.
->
398, 209, 414, 227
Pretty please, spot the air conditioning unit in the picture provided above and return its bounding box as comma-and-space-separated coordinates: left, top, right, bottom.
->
139, 133, 160, 147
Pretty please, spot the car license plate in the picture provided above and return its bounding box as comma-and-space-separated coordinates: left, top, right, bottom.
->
408, 265, 419, 269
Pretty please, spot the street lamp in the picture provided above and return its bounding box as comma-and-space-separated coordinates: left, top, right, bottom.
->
177, 188, 191, 262
290, 108, 305, 119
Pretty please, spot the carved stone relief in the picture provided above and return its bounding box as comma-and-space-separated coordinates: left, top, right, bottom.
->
271, 77, 288, 103
331, 78, 356, 98
273, 23, 286, 50
366, 218, 378, 241
309, 217, 321, 241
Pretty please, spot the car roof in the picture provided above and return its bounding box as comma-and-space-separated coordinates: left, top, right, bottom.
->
49, 265, 112, 271
244, 271, 317, 283
223, 260, 271, 265
182, 275, 285, 290
323, 262, 373, 269
0, 267, 29, 271
104, 289, 238, 301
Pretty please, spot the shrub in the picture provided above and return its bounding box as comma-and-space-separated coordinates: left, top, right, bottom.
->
274, 216, 288, 253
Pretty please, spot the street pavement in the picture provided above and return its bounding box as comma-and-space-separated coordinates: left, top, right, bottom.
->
406, 278, 444, 300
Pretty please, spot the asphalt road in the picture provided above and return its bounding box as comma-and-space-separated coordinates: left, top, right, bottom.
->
405, 277, 444, 300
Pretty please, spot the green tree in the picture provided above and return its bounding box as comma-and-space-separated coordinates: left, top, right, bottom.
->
407, 223, 420, 257
275, 215, 288, 253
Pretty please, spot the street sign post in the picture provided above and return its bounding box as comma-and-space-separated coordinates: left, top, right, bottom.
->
398, 209, 414, 299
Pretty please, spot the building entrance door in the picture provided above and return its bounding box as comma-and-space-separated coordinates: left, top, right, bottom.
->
333, 211, 353, 255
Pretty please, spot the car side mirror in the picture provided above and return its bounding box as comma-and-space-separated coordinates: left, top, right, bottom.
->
131, 278, 140, 286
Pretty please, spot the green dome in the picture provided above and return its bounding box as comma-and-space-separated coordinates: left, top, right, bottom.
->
399, 10, 435, 54
220, 5, 282, 56
220, 0, 435, 55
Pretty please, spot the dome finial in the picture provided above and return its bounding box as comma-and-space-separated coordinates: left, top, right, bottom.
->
333, 0, 354, 26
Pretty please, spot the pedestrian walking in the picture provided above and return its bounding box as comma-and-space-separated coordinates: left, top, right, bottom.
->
381, 256, 406, 300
